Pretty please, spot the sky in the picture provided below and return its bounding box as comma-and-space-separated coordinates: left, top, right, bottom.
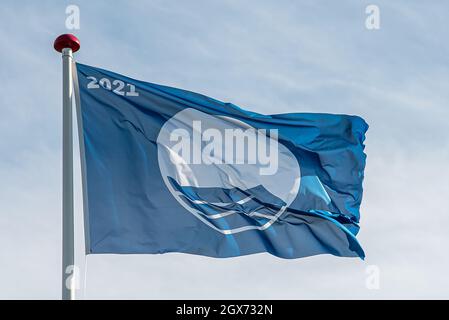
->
0, 0, 448, 299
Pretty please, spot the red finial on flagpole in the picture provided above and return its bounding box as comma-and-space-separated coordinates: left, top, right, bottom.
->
54, 34, 80, 53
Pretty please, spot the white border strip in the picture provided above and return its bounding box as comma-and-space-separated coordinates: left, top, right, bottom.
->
72, 61, 91, 254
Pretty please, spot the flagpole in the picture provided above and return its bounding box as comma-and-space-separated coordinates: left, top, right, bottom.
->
54, 34, 80, 300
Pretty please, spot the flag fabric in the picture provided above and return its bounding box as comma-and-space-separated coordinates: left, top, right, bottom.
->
75, 62, 368, 259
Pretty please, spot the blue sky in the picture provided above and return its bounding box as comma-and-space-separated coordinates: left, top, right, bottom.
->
1, 0, 448, 299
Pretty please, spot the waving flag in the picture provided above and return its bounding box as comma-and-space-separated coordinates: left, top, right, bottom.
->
74, 63, 368, 259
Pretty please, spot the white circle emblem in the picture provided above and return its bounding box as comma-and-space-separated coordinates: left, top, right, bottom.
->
157, 108, 300, 234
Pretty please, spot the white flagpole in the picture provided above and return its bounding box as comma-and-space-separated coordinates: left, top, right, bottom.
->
54, 34, 80, 300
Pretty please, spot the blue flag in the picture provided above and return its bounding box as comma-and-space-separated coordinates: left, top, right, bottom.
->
75, 63, 368, 259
